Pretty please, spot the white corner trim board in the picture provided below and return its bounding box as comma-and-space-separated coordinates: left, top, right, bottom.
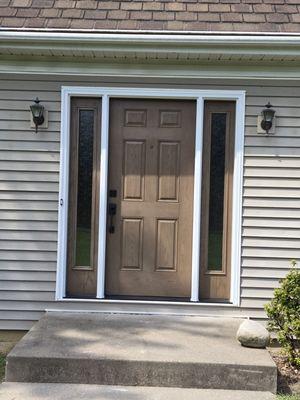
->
56, 86, 245, 307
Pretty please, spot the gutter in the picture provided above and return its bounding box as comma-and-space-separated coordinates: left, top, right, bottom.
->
1, 30, 300, 47
1, 28, 300, 37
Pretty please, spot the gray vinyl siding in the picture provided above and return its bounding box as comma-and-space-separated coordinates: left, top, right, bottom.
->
0, 74, 299, 329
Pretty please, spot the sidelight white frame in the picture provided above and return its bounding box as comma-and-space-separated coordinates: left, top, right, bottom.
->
56, 86, 245, 306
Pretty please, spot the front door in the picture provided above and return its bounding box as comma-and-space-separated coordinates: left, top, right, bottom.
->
106, 99, 196, 298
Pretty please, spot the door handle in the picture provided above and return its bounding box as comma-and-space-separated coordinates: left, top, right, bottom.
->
108, 203, 117, 234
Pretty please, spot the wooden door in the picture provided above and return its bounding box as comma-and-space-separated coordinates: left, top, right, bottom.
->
200, 101, 235, 301
66, 98, 101, 298
106, 99, 196, 298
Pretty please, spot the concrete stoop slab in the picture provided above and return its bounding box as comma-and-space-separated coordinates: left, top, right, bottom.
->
0, 383, 276, 400
6, 312, 277, 393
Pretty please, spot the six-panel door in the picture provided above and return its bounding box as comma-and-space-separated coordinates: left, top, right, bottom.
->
105, 99, 196, 298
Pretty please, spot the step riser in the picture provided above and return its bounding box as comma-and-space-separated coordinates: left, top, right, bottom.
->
6, 357, 277, 393
0, 383, 277, 400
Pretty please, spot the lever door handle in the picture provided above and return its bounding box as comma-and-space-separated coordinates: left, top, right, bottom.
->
108, 203, 117, 234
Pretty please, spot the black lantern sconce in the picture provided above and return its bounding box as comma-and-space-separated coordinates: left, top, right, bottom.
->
260, 102, 276, 134
30, 97, 45, 133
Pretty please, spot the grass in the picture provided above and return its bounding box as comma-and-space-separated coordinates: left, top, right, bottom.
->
207, 231, 223, 270
277, 396, 300, 399
0, 355, 5, 383
75, 227, 91, 266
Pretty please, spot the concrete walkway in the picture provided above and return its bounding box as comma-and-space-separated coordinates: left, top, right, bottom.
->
0, 383, 276, 400
6, 312, 277, 392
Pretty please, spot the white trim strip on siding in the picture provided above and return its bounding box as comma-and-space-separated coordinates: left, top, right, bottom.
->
55, 86, 70, 301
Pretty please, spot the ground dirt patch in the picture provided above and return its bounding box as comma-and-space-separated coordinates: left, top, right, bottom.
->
269, 348, 300, 396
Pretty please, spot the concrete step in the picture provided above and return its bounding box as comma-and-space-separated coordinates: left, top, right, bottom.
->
6, 312, 277, 393
0, 383, 276, 400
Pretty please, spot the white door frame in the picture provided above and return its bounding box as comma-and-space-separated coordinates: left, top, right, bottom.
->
56, 86, 245, 306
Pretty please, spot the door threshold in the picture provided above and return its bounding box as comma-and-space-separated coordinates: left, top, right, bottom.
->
107, 295, 190, 302
61, 297, 234, 307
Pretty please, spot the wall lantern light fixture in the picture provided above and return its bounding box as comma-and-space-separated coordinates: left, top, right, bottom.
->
30, 97, 45, 133
260, 102, 276, 134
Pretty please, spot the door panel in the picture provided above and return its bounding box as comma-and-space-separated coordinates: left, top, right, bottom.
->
66, 98, 101, 298
121, 218, 143, 270
200, 101, 235, 301
156, 219, 178, 271
106, 99, 196, 298
123, 140, 145, 200
158, 142, 180, 201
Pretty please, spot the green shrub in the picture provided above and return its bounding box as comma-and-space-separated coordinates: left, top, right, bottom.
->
265, 260, 300, 368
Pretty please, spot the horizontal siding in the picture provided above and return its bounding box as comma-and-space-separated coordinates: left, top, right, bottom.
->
0, 231, 57, 241
244, 187, 300, 198
0, 260, 57, 271
0, 201, 58, 211
0, 172, 58, 182
0, 161, 59, 171
243, 218, 300, 228
0, 281, 55, 291
0, 192, 58, 201
244, 157, 300, 168
242, 257, 297, 268
0, 182, 59, 192
0, 320, 36, 330
242, 237, 300, 249
242, 227, 300, 238
242, 268, 290, 278
243, 198, 300, 208
0, 211, 58, 221
0, 74, 299, 330
0, 151, 59, 162
0, 251, 57, 262
0, 271, 55, 281
242, 248, 300, 258
0, 291, 55, 301
241, 76, 300, 313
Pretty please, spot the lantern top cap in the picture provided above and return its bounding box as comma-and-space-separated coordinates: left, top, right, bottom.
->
30, 97, 44, 112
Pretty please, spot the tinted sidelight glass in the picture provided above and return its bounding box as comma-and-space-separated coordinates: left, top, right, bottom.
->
207, 113, 227, 271
67, 98, 101, 298
200, 101, 235, 301
75, 109, 94, 267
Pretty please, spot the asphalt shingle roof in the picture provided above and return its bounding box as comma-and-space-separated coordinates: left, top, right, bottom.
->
1, 0, 300, 33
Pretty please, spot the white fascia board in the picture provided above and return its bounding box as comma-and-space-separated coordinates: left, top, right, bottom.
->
1, 59, 300, 80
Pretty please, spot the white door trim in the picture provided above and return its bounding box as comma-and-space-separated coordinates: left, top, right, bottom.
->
190, 97, 204, 302
56, 86, 245, 306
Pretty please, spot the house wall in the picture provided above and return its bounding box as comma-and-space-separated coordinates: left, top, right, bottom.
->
0, 74, 299, 329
